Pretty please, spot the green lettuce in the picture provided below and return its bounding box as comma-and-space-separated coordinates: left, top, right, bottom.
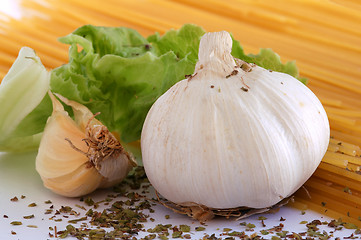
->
50, 24, 203, 143
0, 47, 51, 152
0, 24, 304, 152
231, 41, 307, 84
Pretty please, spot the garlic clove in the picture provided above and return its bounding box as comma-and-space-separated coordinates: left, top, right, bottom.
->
98, 150, 136, 188
36, 92, 136, 197
54, 93, 100, 132
36, 92, 89, 179
41, 162, 103, 197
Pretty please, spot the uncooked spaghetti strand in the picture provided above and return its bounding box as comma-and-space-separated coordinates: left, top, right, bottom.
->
290, 197, 361, 226
304, 177, 361, 209
331, 130, 361, 147
313, 168, 361, 192
295, 184, 361, 219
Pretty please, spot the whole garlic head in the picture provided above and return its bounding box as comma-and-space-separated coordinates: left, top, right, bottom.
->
141, 31, 330, 209
36, 92, 136, 197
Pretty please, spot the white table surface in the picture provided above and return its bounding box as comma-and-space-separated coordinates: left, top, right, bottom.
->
0, 151, 357, 240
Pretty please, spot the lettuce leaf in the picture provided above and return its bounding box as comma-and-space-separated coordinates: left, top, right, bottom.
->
0, 24, 304, 152
50, 24, 202, 143
0, 47, 50, 152
231, 39, 307, 84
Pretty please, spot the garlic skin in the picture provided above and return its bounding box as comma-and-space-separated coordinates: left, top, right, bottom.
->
36, 92, 136, 197
141, 31, 330, 209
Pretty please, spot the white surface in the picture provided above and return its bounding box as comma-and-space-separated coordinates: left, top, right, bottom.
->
0, 151, 357, 239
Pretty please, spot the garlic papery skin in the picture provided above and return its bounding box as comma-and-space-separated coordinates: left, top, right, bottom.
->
36, 92, 136, 197
141, 31, 330, 209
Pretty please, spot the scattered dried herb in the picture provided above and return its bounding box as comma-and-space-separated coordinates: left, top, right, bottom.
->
171, 231, 182, 238
227, 231, 246, 237
3, 166, 360, 239
195, 226, 206, 231
343, 187, 352, 194
45, 209, 53, 215
68, 217, 87, 224
226, 69, 238, 78
179, 224, 190, 232
157, 234, 168, 240
75, 204, 86, 210
183, 233, 191, 239
27, 225, 38, 228
261, 220, 266, 227
83, 197, 95, 206
28, 202, 37, 207
276, 230, 289, 237
241, 87, 249, 92
344, 223, 359, 229
10, 221, 22, 225
203, 233, 222, 240
246, 223, 255, 229
59, 206, 73, 213
344, 233, 358, 239
10, 196, 18, 202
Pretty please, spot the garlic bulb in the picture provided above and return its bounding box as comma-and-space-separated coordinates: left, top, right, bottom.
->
36, 92, 136, 197
141, 31, 330, 209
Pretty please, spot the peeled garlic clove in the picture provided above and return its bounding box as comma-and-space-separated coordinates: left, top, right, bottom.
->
36, 93, 89, 179
41, 163, 103, 197
36, 92, 136, 197
141, 31, 330, 210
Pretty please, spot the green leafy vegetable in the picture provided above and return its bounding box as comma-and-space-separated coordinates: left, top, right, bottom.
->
0, 47, 50, 152
50, 24, 201, 143
0, 24, 304, 152
231, 39, 306, 84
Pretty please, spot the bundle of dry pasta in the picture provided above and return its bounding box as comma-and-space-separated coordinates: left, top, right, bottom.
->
0, 0, 360, 225
291, 139, 361, 226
